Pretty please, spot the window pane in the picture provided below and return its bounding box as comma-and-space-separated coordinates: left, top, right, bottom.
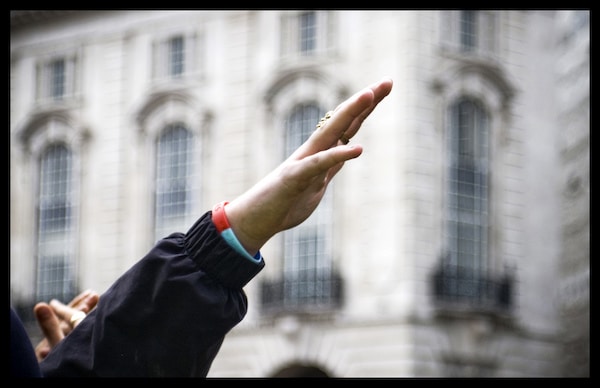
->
446, 99, 488, 274
460, 10, 477, 51
285, 104, 320, 157
283, 104, 333, 307
51, 59, 66, 99
37, 144, 75, 302
169, 36, 185, 77
37, 254, 74, 303
299, 11, 317, 55
155, 125, 194, 240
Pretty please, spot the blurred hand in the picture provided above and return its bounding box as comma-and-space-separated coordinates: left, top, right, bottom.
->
33, 289, 99, 361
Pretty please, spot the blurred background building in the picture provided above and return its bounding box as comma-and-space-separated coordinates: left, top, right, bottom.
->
10, 10, 589, 377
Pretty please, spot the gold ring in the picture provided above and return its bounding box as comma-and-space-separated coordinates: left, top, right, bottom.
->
70, 311, 86, 326
315, 111, 333, 129
340, 134, 350, 145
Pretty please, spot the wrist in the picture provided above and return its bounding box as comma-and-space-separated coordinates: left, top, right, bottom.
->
212, 201, 262, 263
222, 198, 274, 253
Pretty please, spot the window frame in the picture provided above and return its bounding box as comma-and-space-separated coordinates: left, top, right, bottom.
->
281, 102, 335, 308
35, 52, 78, 104
152, 30, 202, 82
153, 123, 197, 241
445, 97, 490, 277
35, 141, 78, 303
280, 10, 336, 60
439, 10, 499, 59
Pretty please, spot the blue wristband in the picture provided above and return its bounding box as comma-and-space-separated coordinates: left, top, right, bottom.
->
221, 228, 263, 264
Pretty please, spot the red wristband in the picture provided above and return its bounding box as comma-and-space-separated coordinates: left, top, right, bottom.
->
212, 201, 230, 233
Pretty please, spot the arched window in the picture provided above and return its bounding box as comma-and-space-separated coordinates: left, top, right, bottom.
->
154, 124, 195, 241
36, 143, 77, 302
284, 103, 320, 156
444, 98, 490, 299
282, 103, 334, 308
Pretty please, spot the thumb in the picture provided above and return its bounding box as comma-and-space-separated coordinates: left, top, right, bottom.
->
34, 302, 65, 348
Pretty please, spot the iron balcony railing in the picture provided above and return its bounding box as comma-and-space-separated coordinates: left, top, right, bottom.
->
432, 260, 514, 312
260, 270, 343, 314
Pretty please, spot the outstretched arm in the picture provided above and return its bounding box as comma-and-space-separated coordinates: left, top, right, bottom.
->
39, 78, 393, 377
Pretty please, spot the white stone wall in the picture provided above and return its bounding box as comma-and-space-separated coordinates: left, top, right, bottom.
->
554, 9, 590, 377
11, 10, 586, 377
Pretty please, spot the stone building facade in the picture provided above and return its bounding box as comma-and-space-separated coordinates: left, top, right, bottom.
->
10, 10, 589, 377
553, 10, 590, 378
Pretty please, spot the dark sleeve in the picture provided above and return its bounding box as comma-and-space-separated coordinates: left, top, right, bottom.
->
10, 308, 43, 378
39, 211, 265, 377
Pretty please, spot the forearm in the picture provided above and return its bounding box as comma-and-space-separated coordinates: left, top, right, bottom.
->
40, 212, 264, 377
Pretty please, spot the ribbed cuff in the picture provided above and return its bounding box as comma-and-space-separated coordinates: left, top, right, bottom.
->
184, 212, 265, 289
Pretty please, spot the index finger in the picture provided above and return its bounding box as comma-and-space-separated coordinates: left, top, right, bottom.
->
293, 143, 364, 181
340, 78, 393, 141
293, 77, 393, 158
